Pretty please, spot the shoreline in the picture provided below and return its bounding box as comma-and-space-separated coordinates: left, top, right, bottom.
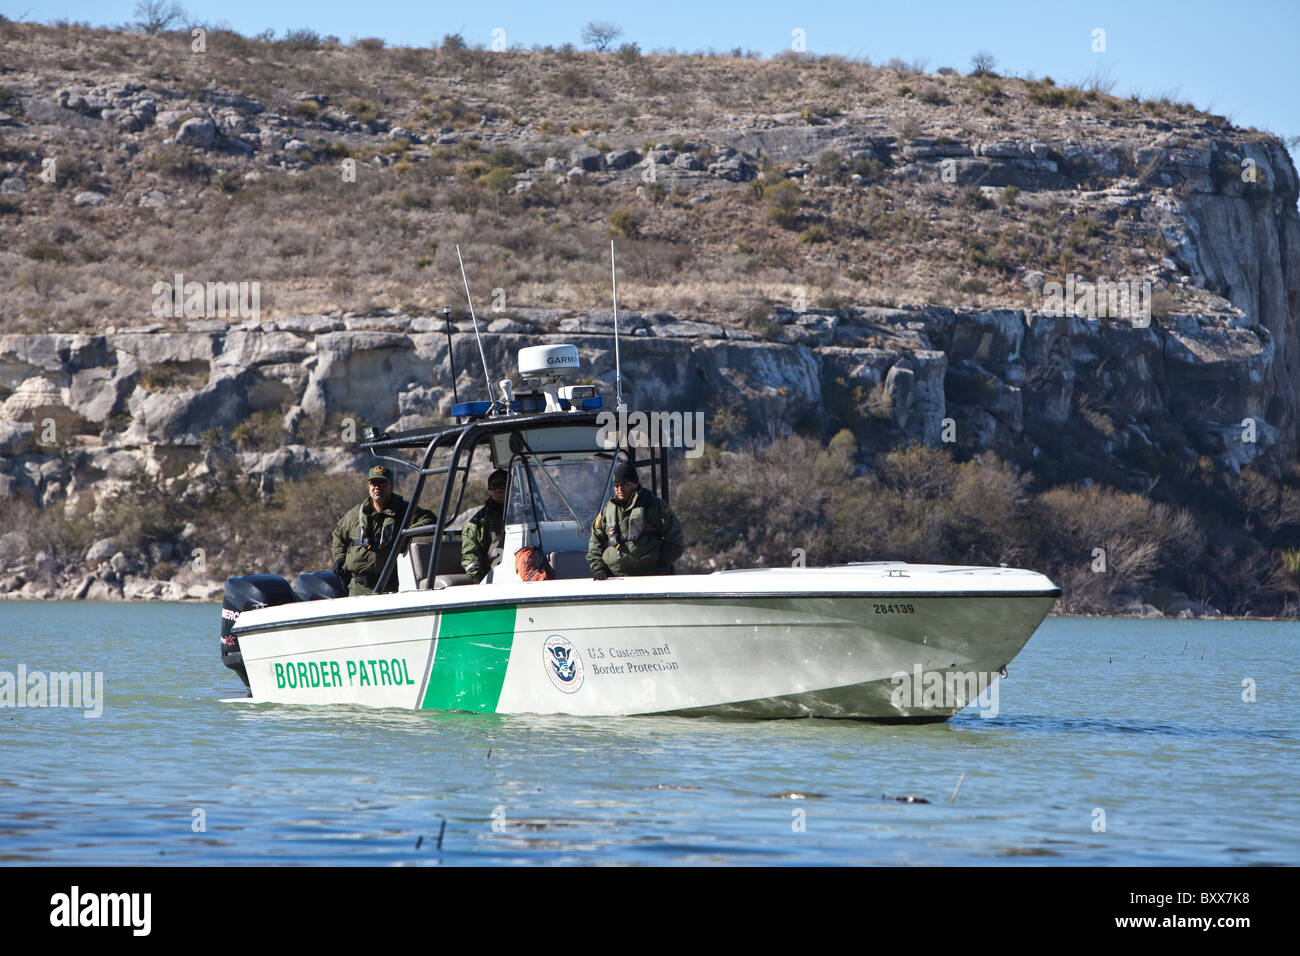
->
2, 593, 1294, 621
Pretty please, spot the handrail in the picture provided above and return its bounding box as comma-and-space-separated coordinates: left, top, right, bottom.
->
360, 410, 604, 451
374, 425, 463, 592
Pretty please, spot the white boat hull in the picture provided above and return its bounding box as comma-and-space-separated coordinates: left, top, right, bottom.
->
230, 565, 1058, 720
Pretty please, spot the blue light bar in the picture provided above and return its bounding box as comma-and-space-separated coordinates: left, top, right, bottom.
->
451, 401, 493, 418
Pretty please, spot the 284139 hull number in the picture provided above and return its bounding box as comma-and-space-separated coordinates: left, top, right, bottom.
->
872, 603, 915, 614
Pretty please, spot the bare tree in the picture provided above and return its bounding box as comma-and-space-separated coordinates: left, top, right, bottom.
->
580, 21, 623, 52
969, 51, 997, 77
134, 0, 187, 35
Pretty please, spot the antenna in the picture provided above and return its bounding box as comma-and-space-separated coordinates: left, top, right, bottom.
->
610, 240, 624, 409
456, 245, 495, 408
442, 307, 459, 406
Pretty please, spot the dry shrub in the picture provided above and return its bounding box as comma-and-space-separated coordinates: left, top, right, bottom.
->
674, 433, 1224, 612
678, 434, 1032, 570
1, 497, 98, 576
1030, 485, 1202, 611
824, 446, 1028, 567
198, 469, 366, 577
674, 434, 835, 569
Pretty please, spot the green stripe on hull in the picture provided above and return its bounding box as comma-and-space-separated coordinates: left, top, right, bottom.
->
420, 605, 516, 713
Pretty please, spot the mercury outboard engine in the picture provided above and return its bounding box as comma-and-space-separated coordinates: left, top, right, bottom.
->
220, 574, 298, 688
293, 570, 347, 602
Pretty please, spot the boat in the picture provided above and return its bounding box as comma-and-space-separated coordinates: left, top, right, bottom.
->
218, 338, 1061, 721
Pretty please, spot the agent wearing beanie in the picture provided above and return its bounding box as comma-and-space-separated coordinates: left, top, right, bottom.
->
587, 462, 684, 580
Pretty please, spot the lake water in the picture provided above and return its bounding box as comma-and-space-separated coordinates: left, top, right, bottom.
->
1, 602, 1296, 865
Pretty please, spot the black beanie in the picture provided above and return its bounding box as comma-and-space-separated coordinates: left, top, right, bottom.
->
613, 462, 639, 485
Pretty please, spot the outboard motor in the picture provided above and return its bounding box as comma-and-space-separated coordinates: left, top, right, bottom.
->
293, 570, 347, 602
220, 574, 298, 688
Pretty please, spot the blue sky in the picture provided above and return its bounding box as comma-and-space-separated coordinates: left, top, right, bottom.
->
9, 0, 1299, 149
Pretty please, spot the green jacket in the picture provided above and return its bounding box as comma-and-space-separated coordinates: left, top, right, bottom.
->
587, 487, 684, 576
331, 493, 435, 595
461, 497, 505, 583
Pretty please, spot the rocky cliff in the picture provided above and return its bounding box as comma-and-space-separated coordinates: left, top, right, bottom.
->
0, 295, 1288, 503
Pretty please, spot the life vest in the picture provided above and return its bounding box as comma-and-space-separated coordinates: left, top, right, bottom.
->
514, 546, 552, 581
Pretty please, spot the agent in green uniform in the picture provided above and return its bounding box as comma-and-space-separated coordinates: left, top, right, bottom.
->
587, 462, 684, 579
462, 468, 508, 583
331, 465, 436, 596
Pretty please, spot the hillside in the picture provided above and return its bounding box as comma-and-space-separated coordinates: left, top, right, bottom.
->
1, 20, 1286, 326
2, 21, 1300, 616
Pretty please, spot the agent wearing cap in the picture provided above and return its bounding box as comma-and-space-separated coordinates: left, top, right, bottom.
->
331, 465, 436, 596
462, 467, 508, 583
587, 462, 684, 580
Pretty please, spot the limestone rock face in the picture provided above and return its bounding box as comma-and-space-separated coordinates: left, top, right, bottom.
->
301, 331, 432, 426
84, 537, 118, 563
125, 388, 193, 442
0, 285, 1295, 522
605, 149, 641, 170
110, 331, 216, 365
175, 116, 216, 148
214, 330, 311, 369
69, 367, 134, 423
0, 420, 35, 455
886, 350, 948, 445
569, 147, 604, 172
1, 375, 64, 421
1172, 144, 1300, 454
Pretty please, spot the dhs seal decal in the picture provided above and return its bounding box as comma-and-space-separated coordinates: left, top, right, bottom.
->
543, 635, 584, 694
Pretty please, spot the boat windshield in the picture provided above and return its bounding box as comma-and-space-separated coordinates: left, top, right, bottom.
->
506, 456, 615, 528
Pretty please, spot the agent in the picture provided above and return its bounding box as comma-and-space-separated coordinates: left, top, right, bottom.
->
331, 465, 435, 596
462, 468, 508, 583
587, 462, 684, 579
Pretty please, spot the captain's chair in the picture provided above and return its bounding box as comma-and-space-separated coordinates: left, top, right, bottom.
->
400, 530, 469, 590
547, 551, 592, 580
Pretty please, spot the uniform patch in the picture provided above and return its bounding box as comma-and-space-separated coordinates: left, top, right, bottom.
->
543, 635, 585, 694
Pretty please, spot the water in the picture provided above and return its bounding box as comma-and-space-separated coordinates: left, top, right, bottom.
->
1, 602, 1296, 865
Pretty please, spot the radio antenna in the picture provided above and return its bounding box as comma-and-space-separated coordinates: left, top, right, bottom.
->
456, 245, 495, 408
442, 307, 459, 406
610, 240, 624, 409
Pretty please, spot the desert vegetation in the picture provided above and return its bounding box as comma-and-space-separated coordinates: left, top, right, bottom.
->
0, 18, 1240, 332
9, 425, 1294, 614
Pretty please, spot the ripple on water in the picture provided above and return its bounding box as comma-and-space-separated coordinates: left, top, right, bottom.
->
1, 605, 1298, 864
